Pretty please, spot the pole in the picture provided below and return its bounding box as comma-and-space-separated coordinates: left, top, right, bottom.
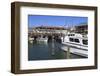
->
67, 47, 70, 59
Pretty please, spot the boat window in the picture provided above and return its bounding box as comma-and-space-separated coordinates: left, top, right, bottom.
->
68, 34, 70, 36
75, 39, 80, 43
82, 40, 88, 45
43, 35, 46, 38
69, 38, 74, 42
68, 34, 74, 36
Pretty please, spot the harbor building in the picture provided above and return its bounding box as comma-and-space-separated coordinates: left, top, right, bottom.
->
66, 23, 88, 34
28, 23, 88, 42
28, 25, 68, 37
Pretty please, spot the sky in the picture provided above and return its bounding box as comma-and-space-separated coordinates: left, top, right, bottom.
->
28, 15, 88, 28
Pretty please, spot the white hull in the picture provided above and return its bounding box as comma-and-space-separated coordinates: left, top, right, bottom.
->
28, 37, 34, 41
29, 37, 48, 43
29, 40, 33, 43
61, 42, 88, 57
28, 37, 34, 43
37, 38, 48, 42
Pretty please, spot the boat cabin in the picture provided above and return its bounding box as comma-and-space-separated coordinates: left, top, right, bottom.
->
62, 33, 88, 46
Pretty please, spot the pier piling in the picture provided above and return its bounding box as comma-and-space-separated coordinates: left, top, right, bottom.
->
66, 47, 70, 59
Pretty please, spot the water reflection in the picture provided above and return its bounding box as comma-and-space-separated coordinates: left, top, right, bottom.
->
28, 40, 86, 61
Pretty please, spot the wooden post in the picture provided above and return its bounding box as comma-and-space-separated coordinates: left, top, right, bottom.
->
67, 47, 70, 59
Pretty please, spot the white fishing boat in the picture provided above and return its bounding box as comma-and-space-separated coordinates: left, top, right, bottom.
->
28, 37, 34, 43
61, 33, 88, 57
37, 35, 48, 42
29, 37, 34, 41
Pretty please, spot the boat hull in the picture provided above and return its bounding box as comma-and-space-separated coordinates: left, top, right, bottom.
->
61, 42, 88, 57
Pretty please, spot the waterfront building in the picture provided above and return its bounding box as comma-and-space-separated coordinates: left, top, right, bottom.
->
66, 23, 88, 34
30, 26, 68, 36
28, 23, 87, 38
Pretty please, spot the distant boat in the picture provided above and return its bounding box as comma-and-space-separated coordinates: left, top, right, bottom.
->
29, 37, 34, 41
37, 35, 48, 42
28, 37, 34, 43
61, 33, 88, 57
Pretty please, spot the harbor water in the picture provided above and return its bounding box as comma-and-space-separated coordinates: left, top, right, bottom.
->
28, 41, 87, 61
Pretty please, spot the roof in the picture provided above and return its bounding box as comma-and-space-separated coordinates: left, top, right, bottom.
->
35, 26, 66, 30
